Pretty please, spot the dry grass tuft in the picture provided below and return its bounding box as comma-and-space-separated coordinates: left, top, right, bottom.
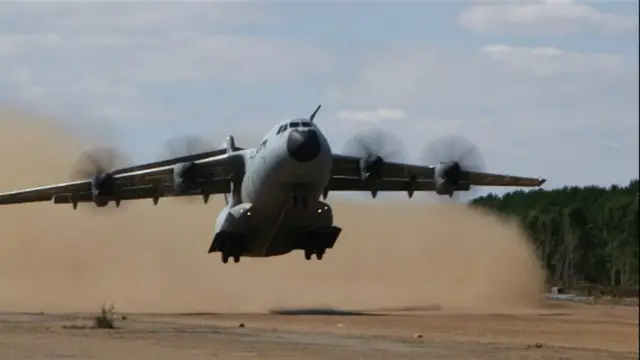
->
93, 303, 117, 329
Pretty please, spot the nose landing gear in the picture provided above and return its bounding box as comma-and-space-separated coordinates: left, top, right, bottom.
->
290, 192, 310, 210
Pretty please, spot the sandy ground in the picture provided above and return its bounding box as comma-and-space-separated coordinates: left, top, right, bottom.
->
0, 108, 637, 359
1, 302, 638, 359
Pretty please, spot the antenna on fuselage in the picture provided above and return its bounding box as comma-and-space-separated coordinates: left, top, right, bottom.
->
309, 104, 321, 123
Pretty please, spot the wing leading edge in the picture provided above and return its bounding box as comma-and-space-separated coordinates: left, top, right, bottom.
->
0, 153, 242, 206
328, 154, 545, 193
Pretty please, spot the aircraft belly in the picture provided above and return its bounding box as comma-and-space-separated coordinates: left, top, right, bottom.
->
254, 213, 309, 257
239, 181, 290, 257
248, 201, 332, 257
237, 147, 333, 258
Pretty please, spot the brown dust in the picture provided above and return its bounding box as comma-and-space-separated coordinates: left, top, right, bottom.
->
0, 108, 546, 313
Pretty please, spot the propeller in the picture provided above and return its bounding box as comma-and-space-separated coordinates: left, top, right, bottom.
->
419, 134, 486, 201
164, 135, 215, 159
70, 146, 132, 212
343, 128, 408, 164
71, 146, 130, 180
342, 128, 408, 198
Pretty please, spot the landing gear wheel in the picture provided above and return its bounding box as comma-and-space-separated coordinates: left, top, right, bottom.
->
233, 255, 241, 263
304, 250, 312, 260
315, 249, 325, 260
221, 252, 229, 264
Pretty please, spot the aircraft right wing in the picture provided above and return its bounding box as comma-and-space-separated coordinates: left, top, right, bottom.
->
328, 154, 545, 195
0, 152, 244, 207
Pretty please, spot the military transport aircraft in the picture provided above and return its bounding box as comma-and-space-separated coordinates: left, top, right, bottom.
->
0, 105, 545, 264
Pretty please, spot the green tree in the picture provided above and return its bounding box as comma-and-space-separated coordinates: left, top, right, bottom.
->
471, 179, 639, 291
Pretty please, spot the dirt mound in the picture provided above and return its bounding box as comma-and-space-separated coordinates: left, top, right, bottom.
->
0, 108, 545, 313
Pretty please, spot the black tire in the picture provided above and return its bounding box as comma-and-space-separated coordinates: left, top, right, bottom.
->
222, 252, 229, 264
233, 255, 241, 263
304, 250, 312, 260
315, 250, 324, 260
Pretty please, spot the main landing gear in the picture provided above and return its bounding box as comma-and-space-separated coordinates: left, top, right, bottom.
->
304, 248, 325, 260
213, 234, 245, 264
221, 251, 241, 264
299, 226, 341, 261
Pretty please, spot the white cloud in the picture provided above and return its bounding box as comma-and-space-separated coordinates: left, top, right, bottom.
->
0, 4, 331, 124
458, 0, 638, 35
327, 43, 638, 188
329, 43, 635, 112
0, 3, 271, 32
336, 108, 407, 123
0, 32, 330, 84
481, 44, 629, 76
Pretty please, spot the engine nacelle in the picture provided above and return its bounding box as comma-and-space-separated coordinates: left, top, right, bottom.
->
172, 161, 199, 193
91, 172, 116, 207
358, 155, 384, 181
434, 162, 461, 197
435, 178, 454, 196
214, 203, 254, 234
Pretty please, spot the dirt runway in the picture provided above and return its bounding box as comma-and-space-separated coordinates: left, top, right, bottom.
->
1, 301, 638, 359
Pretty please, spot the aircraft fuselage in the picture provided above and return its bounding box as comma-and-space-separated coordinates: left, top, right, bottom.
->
210, 118, 341, 263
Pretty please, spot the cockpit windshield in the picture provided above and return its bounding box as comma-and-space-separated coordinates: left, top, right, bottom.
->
289, 118, 313, 128
277, 119, 313, 135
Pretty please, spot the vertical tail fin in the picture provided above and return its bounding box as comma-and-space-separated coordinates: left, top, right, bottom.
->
224, 135, 237, 153
309, 104, 321, 122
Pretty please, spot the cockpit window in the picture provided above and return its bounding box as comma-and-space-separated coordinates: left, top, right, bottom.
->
276, 123, 289, 135
289, 122, 301, 128
300, 122, 312, 128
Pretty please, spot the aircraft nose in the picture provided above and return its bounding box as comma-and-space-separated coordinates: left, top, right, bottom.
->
287, 129, 321, 162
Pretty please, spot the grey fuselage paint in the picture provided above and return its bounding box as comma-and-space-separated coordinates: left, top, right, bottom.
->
214, 119, 335, 257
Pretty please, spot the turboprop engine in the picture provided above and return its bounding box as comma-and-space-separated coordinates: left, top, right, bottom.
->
172, 161, 200, 193
420, 135, 486, 200
434, 161, 464, 197
70, 146, 131, 209
90, 172, 117, 206
342, 129, 408, 199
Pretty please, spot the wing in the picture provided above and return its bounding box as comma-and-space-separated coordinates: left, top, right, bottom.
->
111, 147, 244, 175
328, 154, 545, 193
0, 153, 243, 206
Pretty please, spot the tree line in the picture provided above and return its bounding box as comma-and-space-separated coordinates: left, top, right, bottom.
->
471, 179, 638, 293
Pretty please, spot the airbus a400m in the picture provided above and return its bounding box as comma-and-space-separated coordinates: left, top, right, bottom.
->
0, 105, 546, 264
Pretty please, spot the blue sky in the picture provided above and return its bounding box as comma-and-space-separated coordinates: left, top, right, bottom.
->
0, 1, 638, 199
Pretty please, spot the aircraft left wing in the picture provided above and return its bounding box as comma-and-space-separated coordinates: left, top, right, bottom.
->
0, 153, 242, 207
328, 154, 545, 195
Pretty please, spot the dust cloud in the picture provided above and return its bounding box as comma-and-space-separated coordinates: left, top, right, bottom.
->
0, 108, 546, 313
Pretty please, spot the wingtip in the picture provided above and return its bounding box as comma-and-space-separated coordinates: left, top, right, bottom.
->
537, 178, 547, 186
